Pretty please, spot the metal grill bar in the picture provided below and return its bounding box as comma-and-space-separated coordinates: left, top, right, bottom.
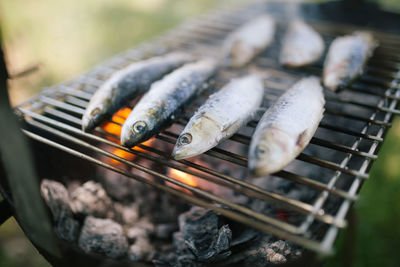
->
15, 0, 400, 255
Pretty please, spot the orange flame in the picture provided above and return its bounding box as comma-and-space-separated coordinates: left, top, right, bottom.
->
168, 168, 198, 193
100, 107, 154, 165
101, 107, 132, 137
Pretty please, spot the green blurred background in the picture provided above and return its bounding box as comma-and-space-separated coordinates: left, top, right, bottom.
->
0, 0, 399, 266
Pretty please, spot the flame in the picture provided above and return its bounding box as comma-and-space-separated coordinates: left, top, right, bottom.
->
101, 107, 132, 137
168, 168, 198, 192
100, 107, 154, 165
108, 138, 155, 165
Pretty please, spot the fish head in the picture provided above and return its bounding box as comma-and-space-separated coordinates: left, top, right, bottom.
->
323, 69, 341, 92
121, 118, 151, 147
172, 116, 221, 160
82, 103, 109, 132
249, 127, 294, 176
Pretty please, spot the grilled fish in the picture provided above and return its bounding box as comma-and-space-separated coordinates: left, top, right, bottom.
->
280, 20, 325, 68
248, 77, 325, 176
223, 15, 276, 68
120, 59, 218, 147
172, 74, 264, 160
82, 52, 193, 132
323, 31, 377, 92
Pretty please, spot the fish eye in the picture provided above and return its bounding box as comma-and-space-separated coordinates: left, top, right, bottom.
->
90, 108, 101, 117
133, 121, 147, 133
255, 144, 267, 157
178, 133, 192, 146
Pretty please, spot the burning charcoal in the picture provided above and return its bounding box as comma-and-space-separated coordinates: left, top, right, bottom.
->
40, 179, 79, 241
70, 181, 114, 218
78, 216, 128, 259
177, 206, 232, 263
113, 202, 139, 226
128, 237, 155, 262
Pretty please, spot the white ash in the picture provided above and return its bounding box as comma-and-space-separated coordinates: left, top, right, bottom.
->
40, 179, 79, 242
126, 218, 156, 262
78, 216, 128, 259
241, 239, 303, 266
128, 237, 155, 262
126, 217, 155, 243
113, 202, 139, 226
70, 181, 114, 218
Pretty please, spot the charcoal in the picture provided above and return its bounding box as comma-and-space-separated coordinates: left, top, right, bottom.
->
78, 216, 128, 259
153, 244, 176, 266
155, 223, 178, 239
126, 217, 155, 243
149, 193, 189, 224
70, 181, 114, 218
177, 206, 232, 263
54, 216, 80, 242
40, 179, 79, 241
230, 227, 258, 247
173, 232, 198, 267
128, 237, 155, 262
242, 239, 303, 266
113, 202, 139, 226
99, 168, 139, 202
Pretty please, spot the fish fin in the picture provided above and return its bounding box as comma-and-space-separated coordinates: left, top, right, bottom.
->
296, 129, 308, 148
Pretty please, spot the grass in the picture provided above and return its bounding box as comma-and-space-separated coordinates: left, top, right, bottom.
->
0, 0, 399, 266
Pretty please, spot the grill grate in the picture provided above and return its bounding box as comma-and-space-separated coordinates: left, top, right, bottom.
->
15, 1, 400, 254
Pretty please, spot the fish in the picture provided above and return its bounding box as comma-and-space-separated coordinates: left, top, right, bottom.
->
248, 76, 325, 176
120, 59, 218, 148
280, 20, 325, 68
323, 31, 377, 92
81, 52, 193, 132
223, 15, 276, 68
172, 74, 264, 160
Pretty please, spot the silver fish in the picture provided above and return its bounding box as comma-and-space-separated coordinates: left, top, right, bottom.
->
223, 15, 276, 68
280, 20, 325, 68
323, 31, 377, 92
248, 77, 325, 176
82, 52, 193, 132
172, 74, 264, 160
120, 59, 218, 147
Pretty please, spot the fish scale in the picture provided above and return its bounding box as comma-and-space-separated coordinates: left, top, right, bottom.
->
121, 59, 218, 148
172, 74, 264, 160
81, 52, 193, 132
248, 76, 325, 176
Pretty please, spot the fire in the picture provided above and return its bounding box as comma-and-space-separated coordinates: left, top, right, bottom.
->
108, 138, 155, 166
100, 107, 154, 165
101, 107, 132, 137
168, 168, 198, 193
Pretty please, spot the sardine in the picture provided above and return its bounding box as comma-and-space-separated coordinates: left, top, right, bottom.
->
82, 52, 193, 132
248, 77, 325, 176
280, 20, 325, 68
172, 74, 264, 160
223, 15, 276, 68
120, 59, 218, 147
323, 31, 377, 92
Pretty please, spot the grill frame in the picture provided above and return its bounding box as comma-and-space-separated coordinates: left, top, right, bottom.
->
14, 0, 400, 255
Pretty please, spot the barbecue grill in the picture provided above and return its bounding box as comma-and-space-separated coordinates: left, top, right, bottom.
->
1, 0, 400, 265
